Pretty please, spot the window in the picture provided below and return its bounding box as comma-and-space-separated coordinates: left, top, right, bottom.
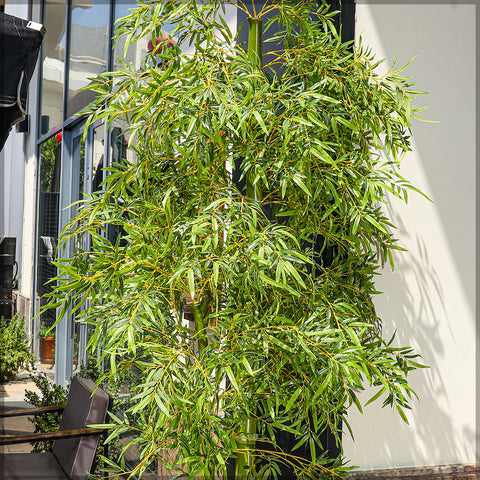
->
113, 0, 148, 71
36, 134, 62, 368
39, 0, 67, 136
66, 0, 110, 118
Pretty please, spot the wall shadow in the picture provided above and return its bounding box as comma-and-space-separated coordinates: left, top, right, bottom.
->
344, 2, 477, 470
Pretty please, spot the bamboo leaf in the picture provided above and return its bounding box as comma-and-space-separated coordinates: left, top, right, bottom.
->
365, 387, 386, 406
253, 110, 269, 136
285, 387, 302, 413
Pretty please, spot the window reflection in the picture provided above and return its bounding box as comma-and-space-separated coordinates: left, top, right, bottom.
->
113, 0, 155, 71
66, 0, 109, 118
71, 133, 85, 372
110, 123, 129, 166
40, 1, 67, 136
106, 124, 129, 246
91, 125, 105, 193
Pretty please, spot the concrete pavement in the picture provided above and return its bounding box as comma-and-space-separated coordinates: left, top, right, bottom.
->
0, 370, 40, 453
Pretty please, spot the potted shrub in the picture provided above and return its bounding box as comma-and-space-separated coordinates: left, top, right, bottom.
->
39, 323, 55, 365
0, 314, 33, 382
24, 373, 68, 452
48, 1, 426, 478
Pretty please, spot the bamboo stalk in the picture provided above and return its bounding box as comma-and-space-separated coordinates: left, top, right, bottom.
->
235, 16, 263, 479
247, 17, 262, 69
246, 17, 263, 203
235, 416, 257, 479
191, 303, 207, 354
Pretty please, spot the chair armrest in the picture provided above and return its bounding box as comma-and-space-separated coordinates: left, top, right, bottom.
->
0, 427, 102, 445
0, 405, 65, 417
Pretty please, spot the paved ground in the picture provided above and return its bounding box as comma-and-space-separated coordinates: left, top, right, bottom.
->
0, 370, 40, 454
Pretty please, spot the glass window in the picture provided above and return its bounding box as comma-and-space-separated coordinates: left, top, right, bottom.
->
66, 0, 110, 118
36, 134, 62, 370
110, 121, 130, 165
71, 131, 85, 372
40, 1, 67, 136
113, 0, 149, 71
91, 124, 105, 193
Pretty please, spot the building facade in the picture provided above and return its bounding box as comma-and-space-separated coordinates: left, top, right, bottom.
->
0, 0, 477, 477
1, 0, 145, 388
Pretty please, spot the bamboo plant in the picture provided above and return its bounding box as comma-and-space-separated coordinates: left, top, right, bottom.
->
47, 1, 426, 478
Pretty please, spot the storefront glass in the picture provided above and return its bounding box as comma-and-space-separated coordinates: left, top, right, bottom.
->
39, 0, 67, 136
35, 0, 145, 385
113, 0, 149, 71
66, 0, 110, 118
36, 134, 62, 371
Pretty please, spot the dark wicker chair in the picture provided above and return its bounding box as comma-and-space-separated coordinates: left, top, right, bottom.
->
0, 376, 110, 479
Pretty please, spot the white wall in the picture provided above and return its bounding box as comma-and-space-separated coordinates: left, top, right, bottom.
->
1, 2, 42, 318
343, 2, 477, 470
20, 0, 42, 315
1, 2, 31, 286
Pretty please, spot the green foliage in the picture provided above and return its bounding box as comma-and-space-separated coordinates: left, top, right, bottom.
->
46, 1, 426, 478
77, 358, 141, 475
39, 323, 55, 338
0, 315, 33, 382
39, 136, 60, 193
25, 373, 69, 452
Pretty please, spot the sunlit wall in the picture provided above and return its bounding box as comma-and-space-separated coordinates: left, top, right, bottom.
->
343, 2, 477, 469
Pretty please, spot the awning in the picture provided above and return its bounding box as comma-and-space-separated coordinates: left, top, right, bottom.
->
0, 12, 44, 152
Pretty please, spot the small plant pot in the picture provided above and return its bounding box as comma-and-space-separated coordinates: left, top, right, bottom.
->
40, 336, 55, 364
0, 370, 16, 382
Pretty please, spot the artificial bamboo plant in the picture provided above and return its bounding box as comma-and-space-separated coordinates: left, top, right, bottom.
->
47, 1, 426, 478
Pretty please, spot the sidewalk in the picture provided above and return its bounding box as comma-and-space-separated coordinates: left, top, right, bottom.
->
0, 371, 40, 454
